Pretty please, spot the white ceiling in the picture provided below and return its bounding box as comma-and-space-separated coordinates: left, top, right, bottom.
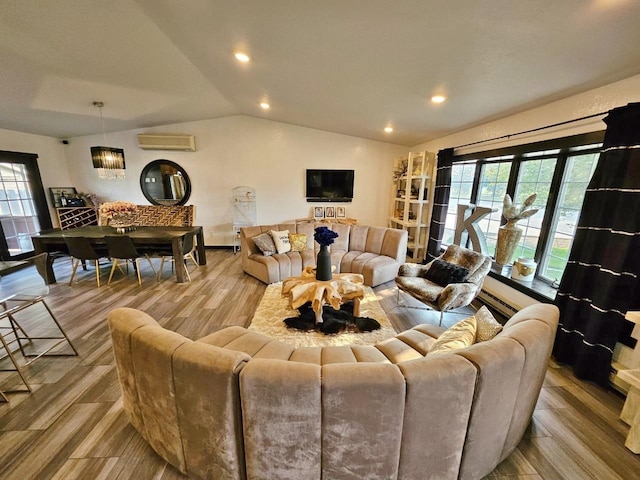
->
1, 0, 640, 146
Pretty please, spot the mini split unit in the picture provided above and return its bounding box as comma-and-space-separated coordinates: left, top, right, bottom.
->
137, 134, 196, 151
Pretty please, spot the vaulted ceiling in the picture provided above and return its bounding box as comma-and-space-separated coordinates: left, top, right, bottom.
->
2, 0, 640, 146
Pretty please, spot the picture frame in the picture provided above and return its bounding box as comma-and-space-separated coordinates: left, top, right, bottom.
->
336, 206, 346, 218
325, 206, 335, 219
49, 187, 77, 208
314, 206, 325, 219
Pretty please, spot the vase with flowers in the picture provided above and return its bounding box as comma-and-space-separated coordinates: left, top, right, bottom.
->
314, 226, 339, 281
495, 193, 539, 265
99, 201, 137, 233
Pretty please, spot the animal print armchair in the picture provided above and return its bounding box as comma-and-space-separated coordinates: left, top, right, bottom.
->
395, 244, 492, 325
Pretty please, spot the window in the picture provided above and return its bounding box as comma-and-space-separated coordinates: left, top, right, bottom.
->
512, 157, 556, 261
0, 151, 52, 260
477, 159, 513, 254
539, 151, 599, 280
443, 161, 476, 245
443, 131, 604, 286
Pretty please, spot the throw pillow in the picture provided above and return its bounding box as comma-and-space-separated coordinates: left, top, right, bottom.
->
252, 233, 277, 256
424, 259, 470, 287
475, 305, 503, 342
428, 316, 477, 355
270, 229, 291, 254
289, 233, 307, 252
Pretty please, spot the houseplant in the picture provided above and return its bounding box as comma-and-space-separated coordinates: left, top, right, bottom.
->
495, 193, 539, 265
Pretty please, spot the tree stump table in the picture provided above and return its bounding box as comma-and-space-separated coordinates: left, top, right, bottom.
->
282, 267, 365, 324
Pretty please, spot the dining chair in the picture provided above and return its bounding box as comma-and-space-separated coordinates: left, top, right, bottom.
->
157, 231, 199, 281
105, 236, 157, 286
0, 253, 78, 398
64, 236, 105, 287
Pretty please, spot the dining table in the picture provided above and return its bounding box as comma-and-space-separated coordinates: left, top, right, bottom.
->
31, 225, 206, 284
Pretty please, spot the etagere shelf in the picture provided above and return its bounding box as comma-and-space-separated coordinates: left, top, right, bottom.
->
388, 151, 436, 262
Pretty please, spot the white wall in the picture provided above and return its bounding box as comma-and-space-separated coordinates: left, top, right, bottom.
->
64, 115, 408, 245
412, 73, 640, 154
0, 127, 72, 224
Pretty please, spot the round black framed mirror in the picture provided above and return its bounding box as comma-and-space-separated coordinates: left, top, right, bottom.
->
139, 159, 191, 206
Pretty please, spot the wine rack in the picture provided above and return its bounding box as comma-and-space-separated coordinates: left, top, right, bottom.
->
56, 207, 98, 230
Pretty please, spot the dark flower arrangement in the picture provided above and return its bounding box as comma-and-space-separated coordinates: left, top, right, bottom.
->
314, 226, 339, 246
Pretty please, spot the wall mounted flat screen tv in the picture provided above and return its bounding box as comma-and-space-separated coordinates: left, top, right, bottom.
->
306, 169, 354, 202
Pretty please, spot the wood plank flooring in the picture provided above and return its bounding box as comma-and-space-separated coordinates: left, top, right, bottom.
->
1, 249, 639, 479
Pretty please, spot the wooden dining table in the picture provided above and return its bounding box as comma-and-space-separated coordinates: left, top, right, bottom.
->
31, 225, 206, 284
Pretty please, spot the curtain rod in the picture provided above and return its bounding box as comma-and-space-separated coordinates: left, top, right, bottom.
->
453, 110, 610, 150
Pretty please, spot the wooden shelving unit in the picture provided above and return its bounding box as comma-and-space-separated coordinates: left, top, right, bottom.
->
388, 151, 436, 262
56, 207, 98, 230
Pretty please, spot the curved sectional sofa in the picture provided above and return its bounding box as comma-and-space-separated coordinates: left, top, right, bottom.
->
108, 303, 559, 480
240, 222, 408, 286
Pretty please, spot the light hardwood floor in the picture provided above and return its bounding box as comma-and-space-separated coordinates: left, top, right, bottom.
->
1, 249, 639, 479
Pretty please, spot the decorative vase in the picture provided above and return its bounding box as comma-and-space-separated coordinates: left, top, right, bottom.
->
495, 221, 522, 265
511, 257, 538, 282
316, 245, 333, 281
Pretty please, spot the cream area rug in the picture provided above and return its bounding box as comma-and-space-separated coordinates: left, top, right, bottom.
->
249, 282, 397, 347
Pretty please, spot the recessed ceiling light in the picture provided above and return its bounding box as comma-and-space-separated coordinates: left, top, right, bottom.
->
260, 102, 270, 110
234, 52, 250, 63
384, 126, 394, 133
431, 95, 446, 104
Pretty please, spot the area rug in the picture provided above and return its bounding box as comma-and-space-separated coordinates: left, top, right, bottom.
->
249, 282, 397, 347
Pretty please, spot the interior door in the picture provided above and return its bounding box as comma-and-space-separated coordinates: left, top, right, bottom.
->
0, 151, 52, 260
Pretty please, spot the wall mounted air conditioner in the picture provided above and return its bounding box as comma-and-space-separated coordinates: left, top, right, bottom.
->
137, 134, 196, 151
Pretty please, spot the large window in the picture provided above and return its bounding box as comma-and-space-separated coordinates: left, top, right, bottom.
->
443, 132, 604, 285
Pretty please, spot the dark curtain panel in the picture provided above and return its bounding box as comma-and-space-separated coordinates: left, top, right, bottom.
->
426, 148, 454, 262
553, 102, 640, 386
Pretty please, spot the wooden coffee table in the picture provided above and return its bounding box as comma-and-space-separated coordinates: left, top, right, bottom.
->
282, 267, 365, 324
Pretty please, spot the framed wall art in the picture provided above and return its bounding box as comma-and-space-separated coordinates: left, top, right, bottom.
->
314, 206, 325, 219
336, 206, 346, 218
325, 206, 335, 218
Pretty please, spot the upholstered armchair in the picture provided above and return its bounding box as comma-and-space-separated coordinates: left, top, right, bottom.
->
395, 244, 492, 325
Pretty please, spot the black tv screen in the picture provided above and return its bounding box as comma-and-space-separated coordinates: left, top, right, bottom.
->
306, 169, 354, 202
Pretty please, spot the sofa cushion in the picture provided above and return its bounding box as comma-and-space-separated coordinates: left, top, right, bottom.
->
475, 306, 503, 342
252, 233, 276, 256
376, 337, 424, 363
424, 259, 470, 286
270, 229, 291, 254
395, 329, 438, 355
428, 316, 477, 355
289, 233, 307, 252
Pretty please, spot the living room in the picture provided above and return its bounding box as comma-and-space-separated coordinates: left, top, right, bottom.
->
1, 1, 640, 479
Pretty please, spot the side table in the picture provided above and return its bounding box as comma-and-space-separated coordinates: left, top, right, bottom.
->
618, 368, 640, 453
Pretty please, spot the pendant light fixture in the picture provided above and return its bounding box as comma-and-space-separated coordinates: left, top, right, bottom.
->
91, 101, 126, 180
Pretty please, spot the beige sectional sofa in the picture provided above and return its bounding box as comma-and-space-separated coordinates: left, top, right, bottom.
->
108, 303, 559, 480
240, 223, 408, 287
